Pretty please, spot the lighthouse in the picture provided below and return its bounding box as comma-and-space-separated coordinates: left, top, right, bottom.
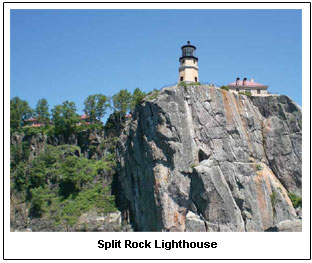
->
178, 41, 199, 83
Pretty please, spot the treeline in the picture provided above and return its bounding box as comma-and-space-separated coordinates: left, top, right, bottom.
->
10, 88, 151, 231
10, 88, 147, 135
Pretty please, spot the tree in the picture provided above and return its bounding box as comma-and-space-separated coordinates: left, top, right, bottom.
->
35, 98, 50, 125
130, 88, 146, 111
96, 94, 110, 121
112, 89, 132, 114
84, 94, 110, 123
51, 101, 79, 138
10, 97, 33, 132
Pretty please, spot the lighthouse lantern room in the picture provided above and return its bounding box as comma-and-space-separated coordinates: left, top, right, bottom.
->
178, 41, 199, 83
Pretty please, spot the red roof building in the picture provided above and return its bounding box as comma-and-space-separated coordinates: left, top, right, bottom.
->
227, 78, 269, 96
77, 114, 91, 126
80, 114, 90, 120
24, 117, 43, 127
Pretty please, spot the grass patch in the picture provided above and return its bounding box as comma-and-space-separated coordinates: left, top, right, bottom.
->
191, 163, 197, 169
220, 86, 230, 91
239, 91, 252, 97
178, 81, 201, 87
288, 192, 302, 208
256, 164, 263, 171
145, 90, 159, 101
270, 191, 277, 216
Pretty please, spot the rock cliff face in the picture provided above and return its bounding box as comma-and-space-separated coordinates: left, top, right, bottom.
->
11, 129, 107, 161
117, 85, 302, 232
10, 125, 132, 232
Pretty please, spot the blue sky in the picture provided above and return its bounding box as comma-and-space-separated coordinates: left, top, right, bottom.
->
11, 9, 302, 117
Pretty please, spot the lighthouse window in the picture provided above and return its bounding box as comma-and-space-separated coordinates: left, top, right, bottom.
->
180, 76, 183, 81
194, 60, 196, 64
195, 77, 198, 82
257, 89, 261, 94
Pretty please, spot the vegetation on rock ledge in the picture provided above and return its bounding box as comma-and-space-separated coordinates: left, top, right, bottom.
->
11, 139, 118, 229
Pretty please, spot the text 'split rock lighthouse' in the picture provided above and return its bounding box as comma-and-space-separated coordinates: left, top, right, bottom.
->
178, 41, 199, 83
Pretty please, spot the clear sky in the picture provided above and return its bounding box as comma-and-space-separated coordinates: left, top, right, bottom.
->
11, 9, 302, 117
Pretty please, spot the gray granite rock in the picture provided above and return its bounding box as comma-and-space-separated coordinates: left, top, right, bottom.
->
185, 211, 206, 232
117, 85, 302, 232
265, 219, 302, 232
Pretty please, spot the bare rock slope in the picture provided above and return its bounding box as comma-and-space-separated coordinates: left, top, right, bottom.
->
117, 85, 302, 232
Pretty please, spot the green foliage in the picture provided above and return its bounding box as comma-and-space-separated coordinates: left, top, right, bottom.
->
10, 96, 33, 132
51, 101, 79, 138
75, 123, 104, 133
29, 186, 51, 217
288, 192, 302, 208
145, 89, 159, 101
84, 94, 110, 123
220, 86, 230, 91
88, 145, 98, 152
41, 145, 61, 166
178, 81, 201, 87
29, 158, 49, 189
20, 124, 55, 136
44, 125, 55, 136
22, 126, 43, 136
178, 81, 187, 87
239, 91, 252, 97
60, 184, 117, 225
11, 143, 118, 227
10, 141, 30, 168
131, 88, 146, 110
35, 98, 50, 125
270, 191, 278, 217
59, 156, 96, 196
12, 163, 28, 191
112, 89, 132, 114
270, 191, 277, 208
191, 163, 197, 169
256, 164, 263, 171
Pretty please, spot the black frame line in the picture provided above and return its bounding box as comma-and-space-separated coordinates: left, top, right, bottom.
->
2, 1, 311, 261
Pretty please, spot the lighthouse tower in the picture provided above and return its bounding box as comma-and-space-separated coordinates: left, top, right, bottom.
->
178, 41, 199, 83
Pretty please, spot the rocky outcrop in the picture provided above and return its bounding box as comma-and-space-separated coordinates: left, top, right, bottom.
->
265, 219, 302, 232
10, 124, 124, 232
251, 96, 302, 196
11, 199, 133, 232
11, 129, 111, 162
117, 85, 302, 232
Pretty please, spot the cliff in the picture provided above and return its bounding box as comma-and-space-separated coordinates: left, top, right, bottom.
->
117, 85, 302, 231
10, 124, 132, 232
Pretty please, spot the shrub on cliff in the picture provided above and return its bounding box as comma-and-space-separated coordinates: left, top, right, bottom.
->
131, 88, 146, 110
220, 86, 230, 91
10, 141, 30, 169
239, 91, 252, 97
11, 143, 118, 227
288, 192, 302, 208
178, 81, 201, 87
145, 89, 159, 101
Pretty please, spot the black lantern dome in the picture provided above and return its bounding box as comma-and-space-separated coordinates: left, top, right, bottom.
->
179, 41, 198, 62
